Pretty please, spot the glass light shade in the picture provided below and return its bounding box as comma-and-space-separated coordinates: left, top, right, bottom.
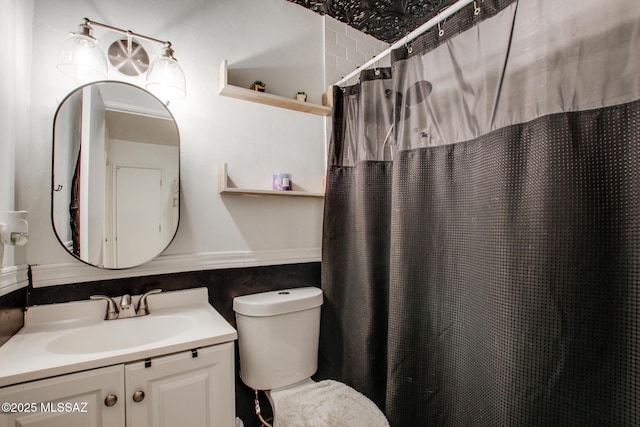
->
57, 33, 108, 81
145, 56, 186, 100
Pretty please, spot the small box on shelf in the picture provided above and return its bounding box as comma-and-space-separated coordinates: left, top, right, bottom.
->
218, 164, 324, 198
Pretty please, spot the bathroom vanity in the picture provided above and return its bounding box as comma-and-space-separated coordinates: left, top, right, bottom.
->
0, 288, 237, 426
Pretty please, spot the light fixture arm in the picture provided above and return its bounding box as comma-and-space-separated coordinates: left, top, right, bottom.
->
83, 17, 173, 51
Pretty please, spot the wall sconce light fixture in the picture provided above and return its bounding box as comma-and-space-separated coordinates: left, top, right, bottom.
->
57, 18, 186, 99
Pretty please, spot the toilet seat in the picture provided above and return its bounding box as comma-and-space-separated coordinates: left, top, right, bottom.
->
269, 379, 390, 427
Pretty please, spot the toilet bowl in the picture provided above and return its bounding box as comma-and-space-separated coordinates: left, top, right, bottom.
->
233, 288, 389, 427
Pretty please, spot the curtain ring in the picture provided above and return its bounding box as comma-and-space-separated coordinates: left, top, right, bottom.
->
436, 11, 445, 37
404, 41, 413, 54
373, 58, 380, 76
403, 35, 413, 54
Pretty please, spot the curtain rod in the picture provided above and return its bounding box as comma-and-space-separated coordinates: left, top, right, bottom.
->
333, 0, 477, 86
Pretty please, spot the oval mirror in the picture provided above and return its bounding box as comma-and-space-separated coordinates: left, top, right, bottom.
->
52, 81, 180, 269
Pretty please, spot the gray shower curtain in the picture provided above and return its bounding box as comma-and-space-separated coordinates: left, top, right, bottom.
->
319, 68, 394, 409
319, 0, 640, 426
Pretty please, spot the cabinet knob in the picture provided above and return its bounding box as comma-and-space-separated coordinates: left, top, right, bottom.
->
104, 394, 118, 407
132, 390, 145, 402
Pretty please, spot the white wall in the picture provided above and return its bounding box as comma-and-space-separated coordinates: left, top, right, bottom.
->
27, 0, 328, 286
0, 0, 32, 295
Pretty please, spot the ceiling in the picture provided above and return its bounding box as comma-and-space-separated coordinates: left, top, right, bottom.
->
286, 0, 455, 44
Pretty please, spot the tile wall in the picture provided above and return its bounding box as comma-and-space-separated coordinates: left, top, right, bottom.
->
324, 15, 390, 87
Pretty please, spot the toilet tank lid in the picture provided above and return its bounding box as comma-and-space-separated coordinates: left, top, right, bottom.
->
233, 287, 323, 317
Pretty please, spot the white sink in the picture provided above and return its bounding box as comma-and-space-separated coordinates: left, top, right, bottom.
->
0, 288, 238, 388
46, 314, 196, 354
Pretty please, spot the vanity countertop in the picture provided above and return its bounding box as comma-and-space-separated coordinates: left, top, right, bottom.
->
0, 288, 237, 388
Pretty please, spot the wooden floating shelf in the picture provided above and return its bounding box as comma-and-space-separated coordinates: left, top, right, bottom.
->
218, 60, 332, 116
218, 164, 324, 198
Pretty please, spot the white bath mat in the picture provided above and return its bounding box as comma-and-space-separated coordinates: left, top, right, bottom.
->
275, 380, 390, 427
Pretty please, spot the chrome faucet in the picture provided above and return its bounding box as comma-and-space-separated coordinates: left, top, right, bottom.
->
117, 294, 136, 319
89, 295, 119, 320
136, 289, 162, 316
90, 289, 163, 320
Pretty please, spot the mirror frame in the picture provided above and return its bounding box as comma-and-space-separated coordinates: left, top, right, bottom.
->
51, 81, 181, 269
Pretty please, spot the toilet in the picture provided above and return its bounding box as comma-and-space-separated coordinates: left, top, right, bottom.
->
233, 287, 389, 427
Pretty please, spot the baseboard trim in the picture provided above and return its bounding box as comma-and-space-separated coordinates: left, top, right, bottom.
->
30, 248, 321, 288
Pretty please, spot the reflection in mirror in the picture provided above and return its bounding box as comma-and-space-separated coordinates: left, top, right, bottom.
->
52, 81, 180, 269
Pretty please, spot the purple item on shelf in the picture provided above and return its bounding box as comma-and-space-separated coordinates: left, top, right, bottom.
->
273, 173, 292, 190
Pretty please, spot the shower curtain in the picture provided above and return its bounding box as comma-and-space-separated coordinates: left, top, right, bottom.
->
319, 0, 640, 426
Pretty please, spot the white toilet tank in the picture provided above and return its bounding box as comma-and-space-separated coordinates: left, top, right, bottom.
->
233, 287, 323, 391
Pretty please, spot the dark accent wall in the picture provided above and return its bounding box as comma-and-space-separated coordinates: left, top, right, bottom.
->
26, 262, 320, 325
25, 262, 321, 425
0, 287, 27, 347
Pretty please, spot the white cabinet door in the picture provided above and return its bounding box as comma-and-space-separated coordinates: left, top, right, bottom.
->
125, 343, 235, 427
0, 365, 125, 427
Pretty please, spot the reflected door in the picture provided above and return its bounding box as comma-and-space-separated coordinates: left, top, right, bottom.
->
115, 167, 162, 268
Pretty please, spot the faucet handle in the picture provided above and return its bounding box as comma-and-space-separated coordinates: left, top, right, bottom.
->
90, 295, 119, 320
136, 289, 162, 316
